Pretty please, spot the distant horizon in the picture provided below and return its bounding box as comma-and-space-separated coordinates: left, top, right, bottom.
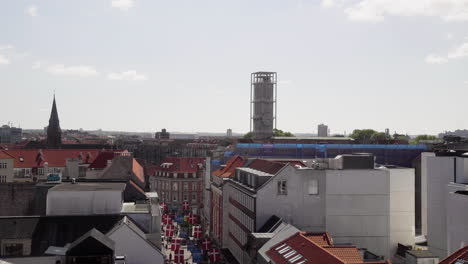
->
19, 127, 449, 138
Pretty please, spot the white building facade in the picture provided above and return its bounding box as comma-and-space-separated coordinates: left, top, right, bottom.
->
224, 156, 415, 263
422, 153, 468, 258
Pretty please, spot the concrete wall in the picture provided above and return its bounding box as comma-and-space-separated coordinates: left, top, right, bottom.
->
108, 224, 164, 264
256, 166, 326, 232
405, 254, 439, 264
446, 185, 468, 255
0, 183, 36, 216
46, 190, 123, 215
426, 156, 455, 258
325, 169, 391, 258
421, 152, 435, 236
388, 168, 416, 257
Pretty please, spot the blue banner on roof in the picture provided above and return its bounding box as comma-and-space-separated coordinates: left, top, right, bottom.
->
236, 143, 427, 150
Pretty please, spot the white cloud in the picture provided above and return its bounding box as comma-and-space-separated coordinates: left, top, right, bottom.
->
111, 0, 134, 10
464, 81, 468, 85
0, 44, 14, 50
425, 54, 448, 64
447, 43, 468, 59
32, 61, 41, 69
107, 70, 148, 81
46, 64, 99, 77
425, 42, 468, 64
325, 0, 468, 22
26, 5, 38, 17
321, 0, 335, 8
0, 55, 10, 65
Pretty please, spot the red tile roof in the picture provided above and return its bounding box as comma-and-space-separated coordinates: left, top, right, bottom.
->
440, 246, 468, 264
0, 151, 15, 159
304, 232, 333, 247
132, 158, 145, 183
2, 149, 102, 168
324, 246, 362, 263
213, 155, 246, 178
157, 157, 205, 173
88, 150, 127, 169
266, 232, 390, 264
247, 159, 286, 175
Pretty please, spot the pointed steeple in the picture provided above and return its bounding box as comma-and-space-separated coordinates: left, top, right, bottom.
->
46, 94, 62, 148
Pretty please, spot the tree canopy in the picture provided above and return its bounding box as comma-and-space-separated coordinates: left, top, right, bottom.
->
273, 129, 294, 137
350, 129, 380, 141
243, 129, 294, 139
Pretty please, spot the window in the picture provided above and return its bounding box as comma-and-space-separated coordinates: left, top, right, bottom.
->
183, 194, 188, 201
277, 180, 287, 195
78, 167, 86, 178
0, 175, 6, 183
184, 172, 188, 179
308, 179, 319, 195
3, 243, 23, 256
192, 183, 197, 191
0, 163, 7, 169
172, 194, 178, 202
192, 193, 197, 201
38, 168, 44, 175
183, 182, 188, 191
172, 182, 178, 191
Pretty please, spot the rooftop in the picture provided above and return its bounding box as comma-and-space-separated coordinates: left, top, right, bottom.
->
213, 155, 245, 178
406, 250, 439, 258
439, 246, 468, 264
266, 232, 390, 264
237, 167, 273, 177
1, 149, 103, 168
157, 157, 205, 173
49, 182, 126, 192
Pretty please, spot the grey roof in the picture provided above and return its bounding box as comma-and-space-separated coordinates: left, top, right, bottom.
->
49, 182, 126, 192
45, 246, 68, 256
0, 217, 39, 239
406, 250, 439, 258
68, 228, 115, 252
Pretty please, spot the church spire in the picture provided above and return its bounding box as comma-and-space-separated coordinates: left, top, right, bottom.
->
46, 94, 62, 148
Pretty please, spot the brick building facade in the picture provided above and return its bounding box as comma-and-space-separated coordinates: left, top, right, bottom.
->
150, 157, 205, 212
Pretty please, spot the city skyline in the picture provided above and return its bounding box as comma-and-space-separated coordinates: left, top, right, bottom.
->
1, 0, 468, 135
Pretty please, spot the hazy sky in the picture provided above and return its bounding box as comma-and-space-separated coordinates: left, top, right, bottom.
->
1, 0, 468, 135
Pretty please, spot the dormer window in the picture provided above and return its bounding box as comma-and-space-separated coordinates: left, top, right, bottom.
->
19, 157, 24, 162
